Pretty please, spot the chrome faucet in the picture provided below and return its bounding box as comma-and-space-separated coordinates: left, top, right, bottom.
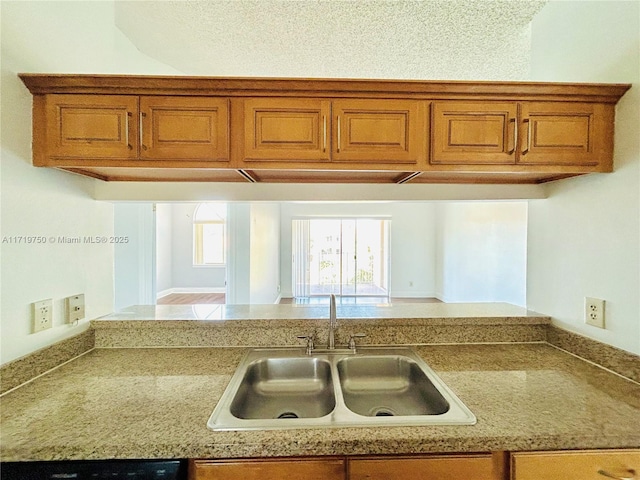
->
328, 294, 337, 349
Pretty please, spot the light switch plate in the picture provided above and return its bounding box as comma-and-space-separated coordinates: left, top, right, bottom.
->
32, 299, 53, 333
65, 294, 85, 323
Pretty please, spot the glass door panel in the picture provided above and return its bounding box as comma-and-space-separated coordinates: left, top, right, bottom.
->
355, 219, 384, 296
341, 219, 357, 296
293, 218, 390, 301
309, 219, 341, 296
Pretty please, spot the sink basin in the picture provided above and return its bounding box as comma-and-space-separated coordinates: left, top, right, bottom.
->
230, 357, 335, 419
208, 347, 476, 430
336, 356, 450, 417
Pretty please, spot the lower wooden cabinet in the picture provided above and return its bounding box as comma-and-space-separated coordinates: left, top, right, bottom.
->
191, 450, 640, 480
511, 450, 640, 480
349, 453, 504, 480
189, 457, 346, 480
190, 453, 505, 480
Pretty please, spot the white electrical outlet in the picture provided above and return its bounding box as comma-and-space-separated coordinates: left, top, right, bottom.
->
585, 297, 605, 328
32, 299, 53, 333
65, 294, 85, 324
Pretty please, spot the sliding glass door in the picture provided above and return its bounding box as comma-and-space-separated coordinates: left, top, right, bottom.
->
292, 218, 389, 299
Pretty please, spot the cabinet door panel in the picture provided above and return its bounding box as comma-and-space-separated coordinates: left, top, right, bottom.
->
46, 94, 138, 159
244, 98, 331, 162
431, 102, 517, 165
349, 454, 496, 480
140, 97, 229, 161
190, 458, 345, 480
511, 450, 640, 480
333, 99, 426, 165
518, 102, 611, 168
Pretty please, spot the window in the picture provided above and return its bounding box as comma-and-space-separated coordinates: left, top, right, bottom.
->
193, 203, 226, 265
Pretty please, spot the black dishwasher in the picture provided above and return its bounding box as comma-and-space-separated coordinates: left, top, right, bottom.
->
0, 459, 187, 479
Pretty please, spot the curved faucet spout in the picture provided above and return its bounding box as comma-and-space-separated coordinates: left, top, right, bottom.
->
328, 294, 337, 349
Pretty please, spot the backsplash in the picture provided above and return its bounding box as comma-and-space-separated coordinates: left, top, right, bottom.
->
0, 328, 94, 394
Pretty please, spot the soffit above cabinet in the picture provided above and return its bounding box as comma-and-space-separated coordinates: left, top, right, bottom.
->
19, 74, 631, 185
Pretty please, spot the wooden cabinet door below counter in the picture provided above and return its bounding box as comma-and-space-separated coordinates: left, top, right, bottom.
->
190, 458, 346, 480
511, 449, 640, 480
348, 454, 500, 480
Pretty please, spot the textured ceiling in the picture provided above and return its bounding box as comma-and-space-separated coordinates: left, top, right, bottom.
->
115, 0, 546, 80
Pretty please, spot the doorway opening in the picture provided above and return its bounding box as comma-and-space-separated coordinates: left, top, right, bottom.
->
292, 218, 390, 304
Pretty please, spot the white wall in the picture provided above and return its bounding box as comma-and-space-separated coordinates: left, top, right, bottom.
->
168, 204, 226, 290
389, 204, 437, 298
113, 204, 156, 310
435, 202, 528, 306
0, 0, 176, 365
155, 204, 173, 294
249, 204, 281, 304
226, 204, 251, 304
225, 203, 281, 304
279, 202, 436, 299
527, 1, 640, 354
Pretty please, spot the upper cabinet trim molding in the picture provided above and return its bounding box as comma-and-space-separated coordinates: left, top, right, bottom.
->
19, 74, 630, 103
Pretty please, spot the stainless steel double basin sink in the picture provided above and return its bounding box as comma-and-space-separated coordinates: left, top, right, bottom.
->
208, 347, 476, 430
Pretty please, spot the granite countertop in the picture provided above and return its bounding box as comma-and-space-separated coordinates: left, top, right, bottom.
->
94, 303, 550, 325
1, 343, 639, 462
90, 303, 551, 349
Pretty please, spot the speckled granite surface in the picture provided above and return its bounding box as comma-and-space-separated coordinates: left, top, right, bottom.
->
547, 325, 640, 383
0, 328, 94, 395
1, 344, 638, 462
92, 303, 550, 348
95, 303, 550, 322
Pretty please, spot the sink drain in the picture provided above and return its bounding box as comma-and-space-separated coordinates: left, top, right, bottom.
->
277, 411, 299, 419
371, 407, 396, 417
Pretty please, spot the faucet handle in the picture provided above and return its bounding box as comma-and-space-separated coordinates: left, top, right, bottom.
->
347, 333, 366, 352
297, 334, 315, 355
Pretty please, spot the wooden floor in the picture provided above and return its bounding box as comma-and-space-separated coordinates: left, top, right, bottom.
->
157, 293, 225, 305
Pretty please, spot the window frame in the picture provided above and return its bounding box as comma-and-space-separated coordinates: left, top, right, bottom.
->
193, 203, 227, 266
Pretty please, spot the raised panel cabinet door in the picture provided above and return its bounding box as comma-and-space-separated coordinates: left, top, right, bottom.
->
243, 98, 331, 162
140, 97, 229, 161
518, 102, 613, 169
349, 454, 498, 480
45, 94, 138, 159
511, 450, 640, 480
431, 102, 517, 165
190, 458, 346, 480
332, 99, 426, 165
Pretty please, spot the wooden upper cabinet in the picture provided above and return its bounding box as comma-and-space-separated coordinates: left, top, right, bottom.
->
242, 98, 426, 166
21, 75, 628, 182
190, 458, 346, 480
511, 449, 640, 480
139, 96, 229, 161
332, 99, 426, 165
432, 101, 614, 171
243, 98, 331, 162
44, 94, 138, 159
517, 102, 613, 169
431, 102, 517, 165
140, 97, 229, 161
